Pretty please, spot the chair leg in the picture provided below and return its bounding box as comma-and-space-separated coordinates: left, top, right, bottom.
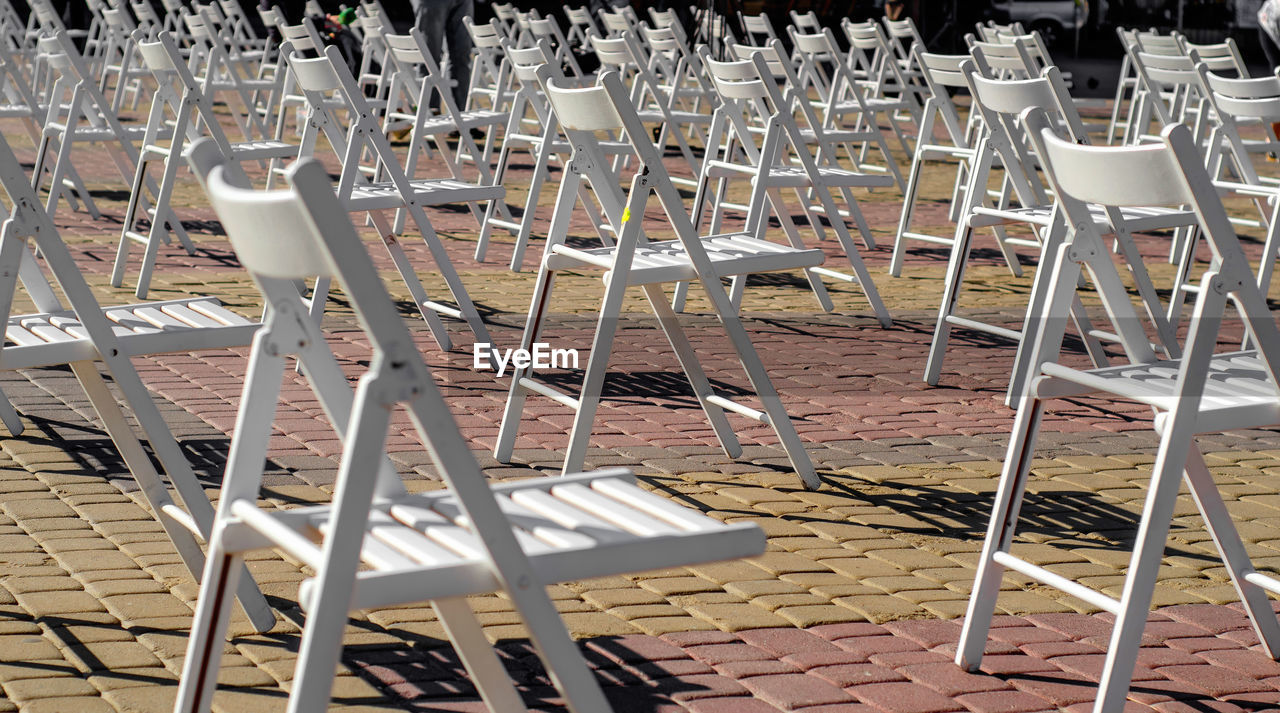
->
889, 149, 926, 277
173, 541, 243, 713
365, 209, 452, 350
561, 268, 630, 475
1182, 446, 1280, 658
433, 597, 530, 712
639, 283, 741, 458
288, 382, 396, 713
112, 153, 150, 289
695, 275, 820, 489
956, 394, 1045, 671
402, 204, 492, 346
493, 267, 558, 464
924, 223, 974, 386
1093, 424, 1198, 713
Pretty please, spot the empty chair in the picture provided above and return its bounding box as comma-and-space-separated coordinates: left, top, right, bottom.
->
496, 67, 824, 489
958, 111, 1280, 713
279, 42, 498, 348
0, 129, 273, 633
114, 29, 297, 298
174, 136, 767, 713
692, 44, 892, 324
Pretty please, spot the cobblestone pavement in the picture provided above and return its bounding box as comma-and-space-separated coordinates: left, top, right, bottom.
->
3, 101, 1280, 712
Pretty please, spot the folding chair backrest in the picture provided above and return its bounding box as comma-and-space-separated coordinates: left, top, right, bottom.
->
1135, 32, 1184, 55
598, 9, 633, 38
590, 32, 635, 71
1027, 113, 1280, 379
967, 36, 1036, 77
564, 6, 597, 46
915, 49, 972, 146
1197, 67, 1280, 184
279, 20, 322, 55
790, 9, 820, 34
131, 0, 163, 36
1184, 39, 1247, 76
740, 12, 779, 46
884, 16, 923, 52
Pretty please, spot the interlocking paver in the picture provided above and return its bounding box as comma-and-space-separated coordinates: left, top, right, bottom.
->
0, 93, 1275, 712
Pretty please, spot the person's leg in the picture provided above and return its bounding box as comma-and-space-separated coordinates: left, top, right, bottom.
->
445, 0, 474, 110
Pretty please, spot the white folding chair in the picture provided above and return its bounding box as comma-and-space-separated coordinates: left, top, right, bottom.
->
739, 12, 780, 47
689, 46, 891, 324
462, 17, 512, 111
889, 50, 981, 276
174, 137, 766, 713
183, 5, 278, 141
589, 31, 707, 188
281, 42, 497, 348
114, 29, 297, 298
495, 67, 822, 489
379, 28, 511, 237
926, 58, 1194, 399
789, 28, 910, 187
527, 14, 586, 80
474, 38, 622, 270
0, 130, 273, 633
31, 30, 190, 257
958, 112, 1280, 713
0, 38, 100, 219
564, 5, 600, 49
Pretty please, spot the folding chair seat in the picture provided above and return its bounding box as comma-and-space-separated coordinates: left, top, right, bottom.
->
688, 46, 891, 324
114, 30, 297, 299
958, 112, 1280, 713
926, 57, 1195, 400
279, 42, 496, 349
171, 134, 767, 713
789, 28, 911, 186
474, 38, 626, 270
377, 29, 512, 234
0, 129, 274, 633
495, 67, 822, 489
